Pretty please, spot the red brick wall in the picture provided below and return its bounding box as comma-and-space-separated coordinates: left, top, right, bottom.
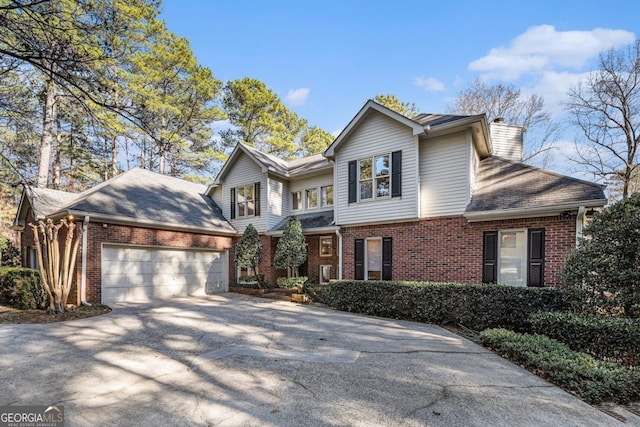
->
341, 215, 576, 287
305, 234, 339, 283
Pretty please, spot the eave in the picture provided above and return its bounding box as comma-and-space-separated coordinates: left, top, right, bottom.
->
463, 199, 608, 222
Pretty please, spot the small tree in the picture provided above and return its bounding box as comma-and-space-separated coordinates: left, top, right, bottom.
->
562, 194, 640, 317
274, 218, 307, 278
29, 218, 81, 313
234, 224, 262, 282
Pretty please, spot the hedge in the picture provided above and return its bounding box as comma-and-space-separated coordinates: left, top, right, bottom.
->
308, 281, 583, 331
0, 267, 47, 310
530, 311, 640, 367
479, 328, 640, 404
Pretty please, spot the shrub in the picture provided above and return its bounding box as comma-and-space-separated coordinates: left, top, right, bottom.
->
0, 236, 20, 267
308, 280, 583, 331
277, 276, 308, 290
235, 224, 262, 281
479, 328, 640, 404
0, 267, 47, 310
233, 275, 266, 288
530, 311, 640, 367
562, 194, 640, 317
274, 218, 307, 277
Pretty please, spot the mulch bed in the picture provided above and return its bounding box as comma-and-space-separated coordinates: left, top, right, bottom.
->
0, 304, 112, 324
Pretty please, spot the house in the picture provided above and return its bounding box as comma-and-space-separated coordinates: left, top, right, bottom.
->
13, 100, 607, 304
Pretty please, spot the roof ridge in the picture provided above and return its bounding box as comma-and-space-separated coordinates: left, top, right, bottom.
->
485, 156, 606, 189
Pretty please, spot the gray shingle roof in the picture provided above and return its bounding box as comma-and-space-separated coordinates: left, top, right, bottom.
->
271, 210, 335, 232
59, 168, 235, 233
27, 187, 79, 220
412, 113, 470, 127
466, 156, 606, 212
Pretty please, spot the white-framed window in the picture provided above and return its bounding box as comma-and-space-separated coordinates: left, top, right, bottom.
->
321, 185, 333, 207
236, 184, 255, 217
237, 266, 256, 283
306, 188, 318, 209
359, 154, 390, 201
319, 236, 333, 257
291, 191, 302, 210
366, 237, 382, 280
498, 229, 527, 287
319, 265, 332, 284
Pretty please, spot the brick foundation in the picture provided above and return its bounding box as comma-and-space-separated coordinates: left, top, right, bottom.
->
341, 215, 576, 286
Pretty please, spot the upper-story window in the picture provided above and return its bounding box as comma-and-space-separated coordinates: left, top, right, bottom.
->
349, 151, 401, 204
230, 182, 260, 219
359, 154, 390, 200
306, 188, 318, 209
292, 191, 302, 210
321, 185, 333, 207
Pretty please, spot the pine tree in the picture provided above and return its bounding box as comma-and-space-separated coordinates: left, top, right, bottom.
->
274, 218, 307, 277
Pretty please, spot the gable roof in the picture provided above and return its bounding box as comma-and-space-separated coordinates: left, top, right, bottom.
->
52, 168, 235, 235
324, 99, 492, 159
13, 187, 80, 228
465, 156, 607, 221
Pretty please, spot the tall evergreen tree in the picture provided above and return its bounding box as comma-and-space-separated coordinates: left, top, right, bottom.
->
299, 126, 334, 157
274, 218, 307, 278
235, 223, 262, 278
374, 94, 419, 118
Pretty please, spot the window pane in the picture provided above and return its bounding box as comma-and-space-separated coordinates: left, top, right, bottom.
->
320, 237, 332, 256
320, 265, 331, 283
360, 179, 372, 200
237, 202, 245, 217
376, 176, 390, 198
247, 201, 255, 216
306, 188, 318, 208
321, 185, 333, 206
375, 155, 390, 177
292, 192, 301, 210
237, 186, 245, 202
359, 159, 372, 180
367, 239, 382, 280
245, 185, 254, 201
499, 230, 526, 286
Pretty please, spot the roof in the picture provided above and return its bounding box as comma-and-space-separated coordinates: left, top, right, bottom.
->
21, 187, 80, 221
412, 113, 470, 127
270, 210, 335, 232
55, 168, 235, 234
465, 156, 607, 219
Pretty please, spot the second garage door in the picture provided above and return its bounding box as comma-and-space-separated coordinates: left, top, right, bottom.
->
101, 245, 228, 304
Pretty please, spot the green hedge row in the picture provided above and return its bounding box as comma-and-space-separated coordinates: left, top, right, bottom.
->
530, 311, 640, 367
479, 328, 640, 404
308, 281, 582, 331
0, 267, 46, 310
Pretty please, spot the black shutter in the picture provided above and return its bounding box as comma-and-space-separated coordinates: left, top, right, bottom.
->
254, 182, 261, 216
482, 231, 498, 283
391, 151, 402, 197
382, 237, 392, 280
348, 160, 357, 203
354, 239, 364, 280
230, 188, 236, 219
527, 228, 545, 287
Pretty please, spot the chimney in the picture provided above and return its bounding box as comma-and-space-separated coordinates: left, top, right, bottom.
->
490, 120, 523, 162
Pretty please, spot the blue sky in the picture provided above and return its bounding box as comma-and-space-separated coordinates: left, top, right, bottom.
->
160, 1, 637, 176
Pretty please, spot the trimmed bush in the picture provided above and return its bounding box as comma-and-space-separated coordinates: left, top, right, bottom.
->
479, 328, 640, 404
277, 276, 307, 290
530, 311, 640, 367
0, 267, 47, 310
309, 280, 583, 331
233, 275, 266, 288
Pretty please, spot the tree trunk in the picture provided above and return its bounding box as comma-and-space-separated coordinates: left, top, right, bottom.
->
111, 86, 119, 177
52, 113, 62, 189
37, 69, 56, 188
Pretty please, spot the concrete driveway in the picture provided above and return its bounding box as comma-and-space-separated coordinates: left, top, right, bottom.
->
0, 293, 628, 426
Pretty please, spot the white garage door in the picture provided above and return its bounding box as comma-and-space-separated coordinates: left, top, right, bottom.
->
101, 245, 228, 304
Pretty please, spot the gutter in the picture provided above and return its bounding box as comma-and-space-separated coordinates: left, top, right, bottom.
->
464, 199, 608, 222
81, 215, 91, 306
265, 225, 339, 237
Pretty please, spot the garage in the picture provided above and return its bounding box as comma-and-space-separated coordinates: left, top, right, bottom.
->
101, 245, 228, 304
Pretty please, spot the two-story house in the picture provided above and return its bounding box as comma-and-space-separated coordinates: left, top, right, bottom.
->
13, 100, 606, 304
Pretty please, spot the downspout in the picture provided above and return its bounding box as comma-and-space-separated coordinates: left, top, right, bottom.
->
81, 215, 92, 306
335, 228, 343, 280
575, 206, 586, 248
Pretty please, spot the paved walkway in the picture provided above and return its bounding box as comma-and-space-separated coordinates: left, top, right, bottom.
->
0, 294, 631, 426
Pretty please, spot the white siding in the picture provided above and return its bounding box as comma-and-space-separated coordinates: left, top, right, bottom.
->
335, 111, 418, 225
420, 131, 471, 217
469, 140, 480, 194
289, 172, 334, 214
211, 186, 222, 208
490, 122, 523, 161
221, 153, 267, 233
267, 176, 289, 230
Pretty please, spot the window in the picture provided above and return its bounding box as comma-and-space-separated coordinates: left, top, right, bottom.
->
319, 265, 332, 284
292, 191, 302, 210
349, 151, 401, 203
306, 188, 318, 209
321, 185, 333, 207
483, 228, 545, 287
355, 237, 392, 280
232, 183, 260, 219
320, 236, 333, 257
237, 266, 256, 283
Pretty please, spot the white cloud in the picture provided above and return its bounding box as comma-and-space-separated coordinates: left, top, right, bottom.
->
522, 70, 592, 117
469, 25, 635, 80
285, 87, 310, 106
413, 76, 446, 92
